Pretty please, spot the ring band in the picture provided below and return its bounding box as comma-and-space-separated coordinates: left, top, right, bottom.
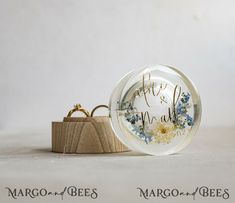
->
91, 105, 109, 117
67, 104, 91, 117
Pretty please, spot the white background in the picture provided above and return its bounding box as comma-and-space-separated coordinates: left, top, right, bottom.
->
0, 0, 235, 130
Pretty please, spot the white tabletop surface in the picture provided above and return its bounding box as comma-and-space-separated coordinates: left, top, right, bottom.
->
0, 127, 234, 203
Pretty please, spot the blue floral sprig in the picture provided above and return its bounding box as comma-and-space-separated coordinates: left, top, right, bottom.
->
175, 92, 194, 129
132, 125, 153, 144
120, 101, 152, 143
118, 91, 194, 145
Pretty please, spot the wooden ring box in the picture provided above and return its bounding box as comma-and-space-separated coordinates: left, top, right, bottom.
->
52, 116, 129, 153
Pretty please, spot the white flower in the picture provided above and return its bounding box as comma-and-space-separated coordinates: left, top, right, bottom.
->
149, 121, 176, 144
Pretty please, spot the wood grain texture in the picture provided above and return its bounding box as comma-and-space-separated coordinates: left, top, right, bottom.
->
52, 116, 129, 153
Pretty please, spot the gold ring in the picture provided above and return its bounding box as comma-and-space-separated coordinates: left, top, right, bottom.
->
67, 104, 91, 117
91, 105, 109, 117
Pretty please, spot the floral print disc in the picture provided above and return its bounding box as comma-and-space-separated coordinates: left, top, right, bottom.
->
109, 65, 201, 155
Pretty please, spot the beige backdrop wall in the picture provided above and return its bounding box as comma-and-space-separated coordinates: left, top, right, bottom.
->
0, 0, 234, 129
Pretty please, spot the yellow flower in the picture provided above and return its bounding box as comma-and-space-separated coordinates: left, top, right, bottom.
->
150, 121, 176, 144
